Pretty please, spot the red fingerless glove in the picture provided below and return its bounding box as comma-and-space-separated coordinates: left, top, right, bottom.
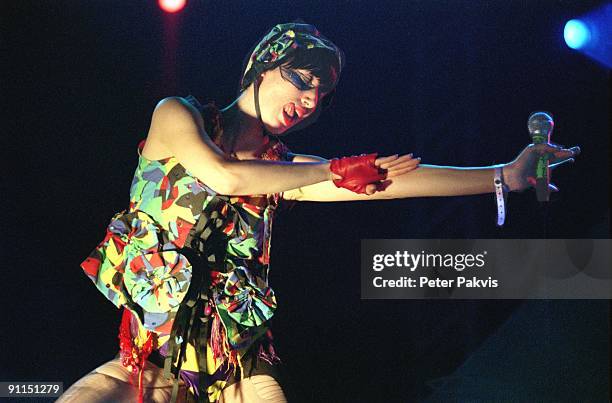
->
330, 153, 386, 194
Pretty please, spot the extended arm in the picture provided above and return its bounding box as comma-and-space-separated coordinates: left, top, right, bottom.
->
284, 144, 579, 202
284, 157, 498, 201
146, 97, 416, 196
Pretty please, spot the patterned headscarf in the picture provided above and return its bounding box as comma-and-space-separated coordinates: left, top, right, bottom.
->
241, 22, 345, 92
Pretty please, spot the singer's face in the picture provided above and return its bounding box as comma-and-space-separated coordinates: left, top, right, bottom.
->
257, 66, 324, 135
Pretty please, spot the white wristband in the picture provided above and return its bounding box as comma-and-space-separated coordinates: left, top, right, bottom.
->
494, 166, 508, 226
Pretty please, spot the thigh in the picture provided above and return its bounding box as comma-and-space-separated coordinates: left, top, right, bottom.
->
219, 375, 287, 403
57, 358, 192, 403
56, 370, 137, 403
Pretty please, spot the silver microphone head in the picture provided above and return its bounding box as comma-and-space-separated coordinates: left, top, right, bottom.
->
527, 111, 554, 140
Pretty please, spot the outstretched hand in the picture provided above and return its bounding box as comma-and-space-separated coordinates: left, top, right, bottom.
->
504, 143, 581, 193
368, 153, 420, 195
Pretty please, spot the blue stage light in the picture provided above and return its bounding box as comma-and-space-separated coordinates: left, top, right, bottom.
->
564, 19, 591, 49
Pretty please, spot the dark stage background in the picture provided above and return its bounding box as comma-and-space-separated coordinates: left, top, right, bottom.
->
3, 1, 610, 402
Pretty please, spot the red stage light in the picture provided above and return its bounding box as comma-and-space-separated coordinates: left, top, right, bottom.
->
158, 0, 186, 13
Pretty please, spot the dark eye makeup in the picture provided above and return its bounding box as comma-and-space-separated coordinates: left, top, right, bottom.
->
279, 66, 316, 91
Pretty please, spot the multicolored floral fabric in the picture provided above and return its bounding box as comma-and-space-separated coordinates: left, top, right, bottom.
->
82, 210, 193, 317
81, 129, 292, 402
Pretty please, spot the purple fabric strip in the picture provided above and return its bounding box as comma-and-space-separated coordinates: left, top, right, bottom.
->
179, 369, 201, 396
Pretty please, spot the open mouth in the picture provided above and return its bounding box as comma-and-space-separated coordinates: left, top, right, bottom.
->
282, 103, 298, 126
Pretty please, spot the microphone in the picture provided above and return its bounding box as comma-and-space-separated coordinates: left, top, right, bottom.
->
527, 111, 554, 202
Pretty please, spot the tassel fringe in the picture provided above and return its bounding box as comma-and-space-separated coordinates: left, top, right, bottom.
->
118, 309, 156, 403
209, 311, 246, 381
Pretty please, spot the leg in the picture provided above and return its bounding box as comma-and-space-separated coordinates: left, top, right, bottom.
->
218, 374, 288, 403
56, 370, 138, 403
57, 357, 192, 403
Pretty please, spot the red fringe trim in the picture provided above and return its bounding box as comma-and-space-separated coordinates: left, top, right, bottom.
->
118, 309, 156, 403
209, 311, 243, 379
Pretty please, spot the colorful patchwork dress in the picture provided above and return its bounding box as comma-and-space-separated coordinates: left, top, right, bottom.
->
80, 98, 291, 403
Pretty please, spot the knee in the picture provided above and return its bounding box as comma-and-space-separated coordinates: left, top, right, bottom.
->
250, 375, 288, 403
220, 375, 287, 403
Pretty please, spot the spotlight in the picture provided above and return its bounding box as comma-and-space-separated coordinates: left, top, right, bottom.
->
564, 19, 591, 50
159, 0, 186, 14
563, 4, 612, 68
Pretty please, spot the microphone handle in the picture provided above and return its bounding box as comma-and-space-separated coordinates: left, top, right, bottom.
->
532, 133, 550, 202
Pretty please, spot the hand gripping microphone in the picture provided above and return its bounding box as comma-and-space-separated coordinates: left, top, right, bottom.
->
527, 111, 554, 202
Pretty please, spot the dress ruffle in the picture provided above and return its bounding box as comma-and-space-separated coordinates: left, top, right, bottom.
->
81, 210, 192, 331
217, 266, 277, 328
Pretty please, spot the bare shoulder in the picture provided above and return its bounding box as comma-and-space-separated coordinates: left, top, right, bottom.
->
150, 96, 204, 130
143, 97, 205, 160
